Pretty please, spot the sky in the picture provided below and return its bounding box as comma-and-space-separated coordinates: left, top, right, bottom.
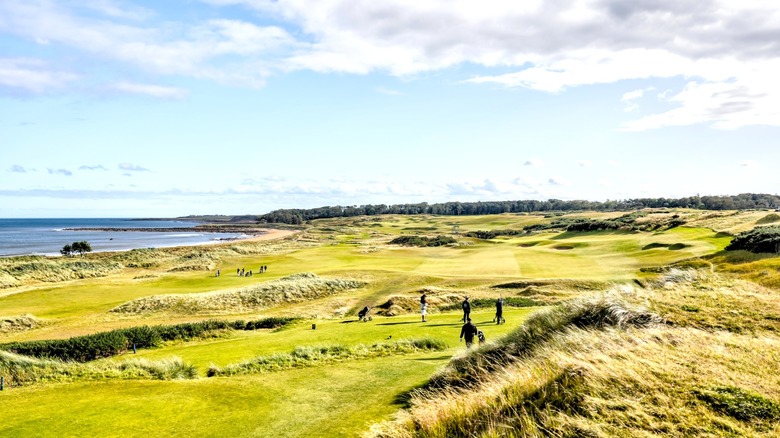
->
1, 0, 779, 218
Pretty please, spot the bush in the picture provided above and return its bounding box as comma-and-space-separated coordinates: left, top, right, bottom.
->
464, 230, 525, 239
725, 226, 780, 253
389, 235, 457, 247
0, 317, 299, 362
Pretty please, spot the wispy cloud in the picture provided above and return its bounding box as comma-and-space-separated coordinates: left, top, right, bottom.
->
0, 58, 79, 95
118, 163, 149, 172
9, 164, 27, 173
109, 81, 189, 100
79, 164, 108, 171
47, 168, 73, 176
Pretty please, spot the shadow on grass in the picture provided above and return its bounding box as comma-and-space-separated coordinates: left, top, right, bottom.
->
550, 230, 636, 240
392, 382, 430, 408
376, 321, 419, 326
410, 355, 452, 362
420, 323, 462, 327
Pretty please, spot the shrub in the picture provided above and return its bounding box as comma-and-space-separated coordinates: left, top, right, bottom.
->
725, 226, 780, 253
464, 230, 525, 239
0, 317, 299, 362
389, 236, 457, 247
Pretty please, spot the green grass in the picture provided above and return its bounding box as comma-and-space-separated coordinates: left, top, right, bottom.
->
0, 211, 774, 437
0, 309, 531, 437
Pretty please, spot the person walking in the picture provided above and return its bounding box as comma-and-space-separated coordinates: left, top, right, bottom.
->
420, 293, 428, 322
495, 296, 504, 324
461, 296, 471, 323
460, 318, 478, 348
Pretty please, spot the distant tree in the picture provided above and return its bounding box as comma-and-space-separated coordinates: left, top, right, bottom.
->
60, 243, 73, 257
70, 241, 93, 257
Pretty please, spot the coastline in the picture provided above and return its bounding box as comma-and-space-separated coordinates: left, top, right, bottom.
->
62, 226, 269, 234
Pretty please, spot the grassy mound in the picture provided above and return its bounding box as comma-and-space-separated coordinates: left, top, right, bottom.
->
756, 213, 780, 225
111, 273, 366, 314
426, 293, 661, 391
368, 272, 780, 437
0, 351, 197, 387
208, 337, 448, 377
0, 314, 42, 333
0, 257, 123, 285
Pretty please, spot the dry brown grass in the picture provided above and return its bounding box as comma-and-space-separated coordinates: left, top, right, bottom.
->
0, 314, 42, 334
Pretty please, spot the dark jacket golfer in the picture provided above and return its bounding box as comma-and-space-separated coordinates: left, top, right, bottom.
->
462, 297, 471, 322
460, 318, 478, 347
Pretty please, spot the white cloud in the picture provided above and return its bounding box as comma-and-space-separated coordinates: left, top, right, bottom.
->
110, 81, 188, 99
2, 0, 779, 129
621, 87, 654, 112
0, 58, 79, 94
0, 2, 294, 89
578, 160, 592, 167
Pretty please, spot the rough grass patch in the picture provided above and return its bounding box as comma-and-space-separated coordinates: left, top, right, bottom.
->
207, 337, 447, 377
111, 273, 366, 314
0, 314, 42, 333
0, 350, 198, 387
694, 386, 780, 422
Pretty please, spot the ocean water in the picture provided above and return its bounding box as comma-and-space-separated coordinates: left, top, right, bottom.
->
0, 218, 247, 257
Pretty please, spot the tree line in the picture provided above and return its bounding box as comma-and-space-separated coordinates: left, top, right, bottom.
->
257, 193, 780, 225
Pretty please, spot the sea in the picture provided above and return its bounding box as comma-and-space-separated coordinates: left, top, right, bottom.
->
0, 218, 248, 257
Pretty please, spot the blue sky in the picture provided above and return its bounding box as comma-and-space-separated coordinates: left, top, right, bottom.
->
1, 0, 779, 218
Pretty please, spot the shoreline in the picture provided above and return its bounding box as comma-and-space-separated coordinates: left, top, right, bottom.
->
1, 228, 298, 259
62, 226, 268, 234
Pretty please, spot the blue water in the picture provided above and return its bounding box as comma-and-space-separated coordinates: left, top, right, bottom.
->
0, 219, 247, 257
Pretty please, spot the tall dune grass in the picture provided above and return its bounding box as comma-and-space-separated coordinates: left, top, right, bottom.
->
426, 292, 661, 391
0, 351, 197, 387
112, 273, 366, 314
367, 271, 780, 437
